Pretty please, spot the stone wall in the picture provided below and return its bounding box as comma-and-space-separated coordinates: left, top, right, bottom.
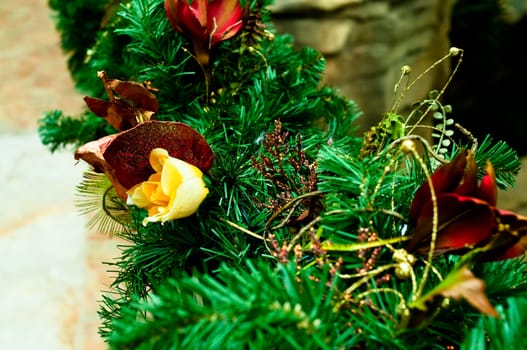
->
270, 0, 527, 215
270, 0, 454, 133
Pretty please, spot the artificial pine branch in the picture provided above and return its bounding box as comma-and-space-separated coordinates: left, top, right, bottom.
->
102, 261, 352, 349
461, 297, 527, 350
38, 110, 113, 152
474, 135, 521, 189
41, 0, 527, 349
47, 1, 361, 341
473, 257, 527, 301
48, 0, 110, 83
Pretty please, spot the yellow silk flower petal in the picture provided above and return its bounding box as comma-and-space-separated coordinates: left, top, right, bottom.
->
126, 148, 209, 225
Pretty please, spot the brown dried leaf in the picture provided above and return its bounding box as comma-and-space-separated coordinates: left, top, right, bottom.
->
438, 265, 498, 317
84, 71, 159, 131
108, 79, 159, 112
74, 134, 129, 199
405, 265, 498, 328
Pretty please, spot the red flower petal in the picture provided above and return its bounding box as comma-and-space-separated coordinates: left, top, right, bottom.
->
165, 0, 182, 32
209, 0, 244, 45
74, 134, 115, 173
409, 150, 468, 224
493, 240, 527, 261
406, 193, 496, 256
477, 160, 498, 206
165, 0, 209, 40
483, 209, 527, 260
74, 134, 130, 199
453, 150, 478, 197
108, 79, 159, 114
164, 0, 246, 66
103, 121, 214, 189
188, 0, 209, 30
84, 97, 138, 131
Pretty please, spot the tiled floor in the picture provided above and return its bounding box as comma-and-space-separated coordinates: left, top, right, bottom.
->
0, 1, 119, 349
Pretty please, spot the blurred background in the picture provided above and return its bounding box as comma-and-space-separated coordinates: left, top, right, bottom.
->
1, 1, 118, 349
1, 0, 526, 349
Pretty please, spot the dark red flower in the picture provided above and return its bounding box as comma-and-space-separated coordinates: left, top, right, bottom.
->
405, 150, 527, 261
164, 0, 246, 66
75, 121, 214, 199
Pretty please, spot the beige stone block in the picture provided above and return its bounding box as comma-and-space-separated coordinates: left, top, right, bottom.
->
270, 0, 362, 13
273, 18, 352, 55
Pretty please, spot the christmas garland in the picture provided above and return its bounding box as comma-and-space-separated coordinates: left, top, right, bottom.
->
40, 0, 527, 349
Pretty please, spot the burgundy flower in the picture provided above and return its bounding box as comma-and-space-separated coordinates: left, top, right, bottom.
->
165, 0, 246, 66
405, 150, 527, 261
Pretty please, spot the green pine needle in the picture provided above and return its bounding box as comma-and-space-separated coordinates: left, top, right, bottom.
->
462, 297, 527, 350
103, 260, 356, 350
474, 134, 521, 189
38, 110, 113, 152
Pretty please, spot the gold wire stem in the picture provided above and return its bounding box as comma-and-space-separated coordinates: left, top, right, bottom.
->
265, 190, 323, 229
401, 141, 439, 300
370, 158, 395, 203
269, 199, 303, 230
354, 287, 407, 318
354, 287, 406, 304
334, 263, 401, 313
421, 258, 444, 282
286, 216, 322, 251
321, 235, 410, 253
180, 46, 211, 103
391, 66, 412, 114
221, 218, 268, 241
406, 48, 464, 134
385, 134, 447, 164
454, 122, 478, 153
354, 207, 406, 222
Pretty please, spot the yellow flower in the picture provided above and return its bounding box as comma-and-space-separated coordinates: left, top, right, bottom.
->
127, 148, 209, 225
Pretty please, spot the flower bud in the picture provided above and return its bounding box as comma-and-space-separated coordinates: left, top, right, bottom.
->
127, 148, 209, 225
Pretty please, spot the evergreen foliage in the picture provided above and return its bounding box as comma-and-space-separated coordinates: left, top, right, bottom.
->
462, 297, 527, 350
40, 0, 527, 349
39, 109, 113, 152
48, 0, 110, 87
473, 135, 521, 189
101, 261, 354, 349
